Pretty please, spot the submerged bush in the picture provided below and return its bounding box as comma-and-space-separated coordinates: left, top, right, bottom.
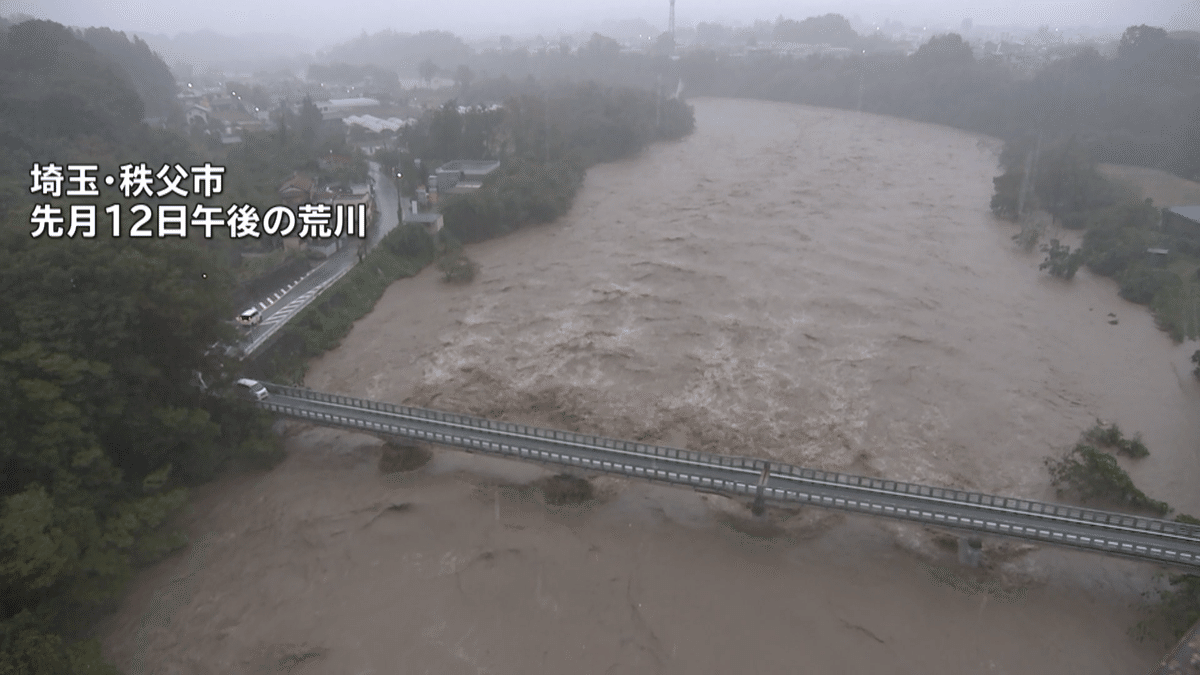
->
436, 250, 479, 283
378, 442, 431, 473
1082, 420, 1150, 459
535, 474, 594, 505
1045, 443, 1168, 514
1039, 238, 1083, 279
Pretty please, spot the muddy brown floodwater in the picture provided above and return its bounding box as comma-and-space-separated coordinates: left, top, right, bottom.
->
102, 98, 1200, 674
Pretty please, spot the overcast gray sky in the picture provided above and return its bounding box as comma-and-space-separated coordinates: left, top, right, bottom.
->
5, 0, 1195, 46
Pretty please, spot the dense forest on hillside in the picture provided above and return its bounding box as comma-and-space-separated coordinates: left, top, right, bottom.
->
0, 22, 194, 222
0, 20, 282, 674
79, 27, 180, 121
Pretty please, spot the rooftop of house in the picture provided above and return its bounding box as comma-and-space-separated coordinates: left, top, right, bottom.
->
316, 98, 381, 111
279, 172, 316, 194
344, 114, 414, 133
436, 160, 501, 176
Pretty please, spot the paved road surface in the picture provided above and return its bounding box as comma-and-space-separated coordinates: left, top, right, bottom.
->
238, 161, 401, 357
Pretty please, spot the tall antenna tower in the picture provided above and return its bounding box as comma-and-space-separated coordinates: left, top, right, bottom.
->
669, 0, 676, 42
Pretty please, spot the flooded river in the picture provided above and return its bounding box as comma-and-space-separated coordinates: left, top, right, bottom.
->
314, 98, 1200, 513
104, 98, 1200, 674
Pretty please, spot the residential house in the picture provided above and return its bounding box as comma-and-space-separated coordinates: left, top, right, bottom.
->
186, 104, 210, 125
400, 196, 443, 236
434, 159, 501, 194
403, 211, 443, 237
332, 183, 376, 223
278, 172, 317, 207
315, 98, 381, 117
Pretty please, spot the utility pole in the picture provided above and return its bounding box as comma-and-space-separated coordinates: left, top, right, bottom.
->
669, 0, 676, 44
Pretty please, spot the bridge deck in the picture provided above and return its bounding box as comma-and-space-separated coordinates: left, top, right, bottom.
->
253, 382, 1200, 572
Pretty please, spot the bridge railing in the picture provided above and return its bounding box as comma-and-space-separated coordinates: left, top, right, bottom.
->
767, 464, 1200, 541
256, 398, 1200, 569
259, 383, 1200, 543
263, 381, 762, 468
258, 398, 758, 494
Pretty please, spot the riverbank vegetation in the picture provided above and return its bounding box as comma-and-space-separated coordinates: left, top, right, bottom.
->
1082, 420, 1150, 459
0, 20, 286, 673
436, 248, 480, 283
992, 141, 1200, 341
1046, 423, 1199, 642
403, 81, 694, 244
248, 223, 439, 384
1045, 444, 1167, 515
378, 441, 432, 473
1044, 421, 1170, 514
979, 28, 1200, 343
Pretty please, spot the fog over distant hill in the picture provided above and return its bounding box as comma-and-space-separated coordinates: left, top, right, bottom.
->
5, 0, 1192, 46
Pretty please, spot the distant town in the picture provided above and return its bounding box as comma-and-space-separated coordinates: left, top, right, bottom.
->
154, 15, 1184, 152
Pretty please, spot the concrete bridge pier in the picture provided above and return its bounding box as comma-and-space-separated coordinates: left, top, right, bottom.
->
958, 536, 983, 568
751, 462, 770, 517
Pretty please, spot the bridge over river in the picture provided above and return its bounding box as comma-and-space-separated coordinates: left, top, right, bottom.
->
254, 382, 1200, 572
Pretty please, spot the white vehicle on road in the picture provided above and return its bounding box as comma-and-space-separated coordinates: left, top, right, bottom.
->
236, 378, 269, 401
237, 308, 261, 326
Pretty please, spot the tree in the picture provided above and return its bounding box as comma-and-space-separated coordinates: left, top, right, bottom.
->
0, 23, 283, 672
1039, 239, 1083, 279
436, 250, 479, 283
1118, 24, 1170, 61
425, 99, 463, 161
1045, 443, 1170, 515
773, 14, 857, 47
1032, 138, 1114, 222
298, 95, 322, 145
910, 33, 974, 70
418, 58, 438, 85
454, 64, 474, 96
580, 33, 622, 61
990, 169, 1023, 220
79, 28, 178, 119
653, 32, 676, 56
